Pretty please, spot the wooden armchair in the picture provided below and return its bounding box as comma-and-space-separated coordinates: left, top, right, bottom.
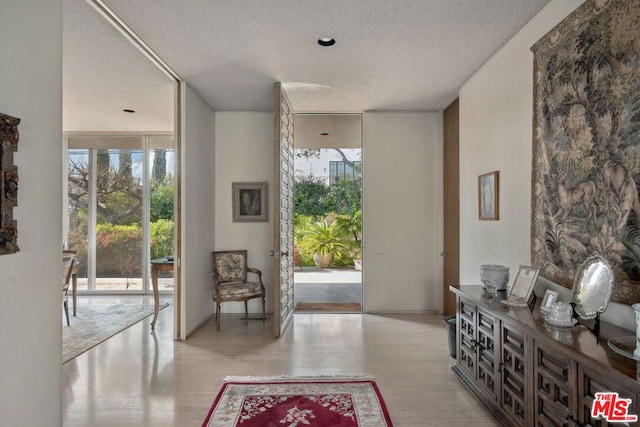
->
211, 250, 266, 329
62, 254, 76, 326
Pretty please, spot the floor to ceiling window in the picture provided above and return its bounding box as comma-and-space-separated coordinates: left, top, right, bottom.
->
64, 134, 174, 294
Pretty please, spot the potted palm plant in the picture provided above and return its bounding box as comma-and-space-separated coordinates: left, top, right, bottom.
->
299, 220, 349, 268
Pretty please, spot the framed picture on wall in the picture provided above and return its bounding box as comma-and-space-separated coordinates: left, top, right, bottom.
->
478, 171, 499, 220
232, 182, 268, 222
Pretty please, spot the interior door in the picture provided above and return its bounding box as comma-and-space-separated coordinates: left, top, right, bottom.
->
443, 98, 460, 315
272, 82, 295, 338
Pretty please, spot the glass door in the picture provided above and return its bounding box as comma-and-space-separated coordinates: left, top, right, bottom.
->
65, 134, 174, 294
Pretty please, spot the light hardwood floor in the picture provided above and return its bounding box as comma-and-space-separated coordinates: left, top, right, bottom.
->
62, 299, 498, 426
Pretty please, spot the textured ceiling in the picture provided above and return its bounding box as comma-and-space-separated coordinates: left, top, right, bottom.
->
63, 0, 174, 132
63, 0, 550, 131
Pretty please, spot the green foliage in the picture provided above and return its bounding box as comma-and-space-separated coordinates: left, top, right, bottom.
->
298, 220, 349, 260
293, 214, 317, 266
151, 177, 175, 221
150, 219, 174, 259
294, 213, 314, 242
99, 191, 142, 225
292, 148, 363, 266
67, 226, 89, 276
294, 174, 330, 216
66, 220, 174, 277
324, 180, 361, 215
334, 210, 362, 258
294, 173, 361, 218
95, 223, 142, 277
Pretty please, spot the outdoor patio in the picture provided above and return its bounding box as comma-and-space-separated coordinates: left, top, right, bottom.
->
70, 267, 361, 309
293, 267, 362, 308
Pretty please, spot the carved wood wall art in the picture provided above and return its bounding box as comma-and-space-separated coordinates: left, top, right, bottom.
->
531, 0, 640, 304
0, 113, 20, 255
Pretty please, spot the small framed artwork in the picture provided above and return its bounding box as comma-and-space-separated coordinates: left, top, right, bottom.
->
540, 289, 560, 314
232, 182, 268, 222
502, 265, 541, 308
478, 171, 499, 220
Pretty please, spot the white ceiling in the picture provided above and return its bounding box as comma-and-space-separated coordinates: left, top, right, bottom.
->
63, 0, 175, 132
63, 0, 550, 132
294, 114, 362, 149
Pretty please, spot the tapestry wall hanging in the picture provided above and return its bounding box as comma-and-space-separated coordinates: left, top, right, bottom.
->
531, 0, 640, 304
0, 113, 20, 255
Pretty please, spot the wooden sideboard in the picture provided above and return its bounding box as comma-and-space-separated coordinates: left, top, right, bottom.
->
450, 285, 640, 427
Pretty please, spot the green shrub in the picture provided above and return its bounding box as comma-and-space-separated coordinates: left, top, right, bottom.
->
67, 220, 174, 277
150, 219, 174, 259
67, 226, 89, 277
151, 178, 175, 221
294, 174, 330, 216
95, 223, 142, 277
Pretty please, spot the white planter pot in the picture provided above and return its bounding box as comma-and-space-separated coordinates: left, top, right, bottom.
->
313, 252, 332, 268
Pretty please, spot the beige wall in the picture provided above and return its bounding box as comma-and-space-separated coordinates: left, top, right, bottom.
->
181, 83, 216, 336
0, 1, 64, 425
362, 112, 442, 312
214, 112, 275, 313
460, 0, 584, 283
458, 0, 634, 329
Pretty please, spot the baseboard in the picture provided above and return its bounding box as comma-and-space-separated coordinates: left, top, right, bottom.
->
184, 312, 215, 340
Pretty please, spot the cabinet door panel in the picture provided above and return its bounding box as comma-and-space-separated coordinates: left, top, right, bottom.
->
578, 365, 639, 427
477, 308, 498, 401
457, 298, 476, 380
535, 341, 575, 426
501, 322, 527, 426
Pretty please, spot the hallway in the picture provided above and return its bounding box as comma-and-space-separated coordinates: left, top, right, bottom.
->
62, 304, 496, 426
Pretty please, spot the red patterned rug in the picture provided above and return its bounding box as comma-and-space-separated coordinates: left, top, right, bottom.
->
202, 376, 393, 426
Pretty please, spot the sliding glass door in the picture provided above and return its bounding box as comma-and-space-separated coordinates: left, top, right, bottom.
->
64, 134, 174, 294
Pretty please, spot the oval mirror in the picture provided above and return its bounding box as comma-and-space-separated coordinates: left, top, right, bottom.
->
572, 256, 613, 320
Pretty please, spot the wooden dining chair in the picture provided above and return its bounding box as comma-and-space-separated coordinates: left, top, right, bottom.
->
62, 254, 76, 326
211, 250, 266, 329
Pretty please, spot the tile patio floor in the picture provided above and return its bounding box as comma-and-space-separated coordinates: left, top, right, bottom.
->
293, 267, 363, 307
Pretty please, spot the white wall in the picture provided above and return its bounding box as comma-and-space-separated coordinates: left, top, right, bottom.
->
181, 83, 216, 337
214, 112, 274, 313
0, 2, 63, 425
362, 112, 442, 312
458, 0, 635, 329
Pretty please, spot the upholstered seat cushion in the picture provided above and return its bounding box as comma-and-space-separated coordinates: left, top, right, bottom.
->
216, 252, 247, 282
217, 281, 261, 299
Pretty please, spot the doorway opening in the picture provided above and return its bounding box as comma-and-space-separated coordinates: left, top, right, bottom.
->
292, 114, 363, 312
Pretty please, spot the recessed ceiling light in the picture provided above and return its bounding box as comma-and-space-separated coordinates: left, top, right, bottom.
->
123, 109, 135, 113
317, 38, 335, 47
320, 132, 329, 136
